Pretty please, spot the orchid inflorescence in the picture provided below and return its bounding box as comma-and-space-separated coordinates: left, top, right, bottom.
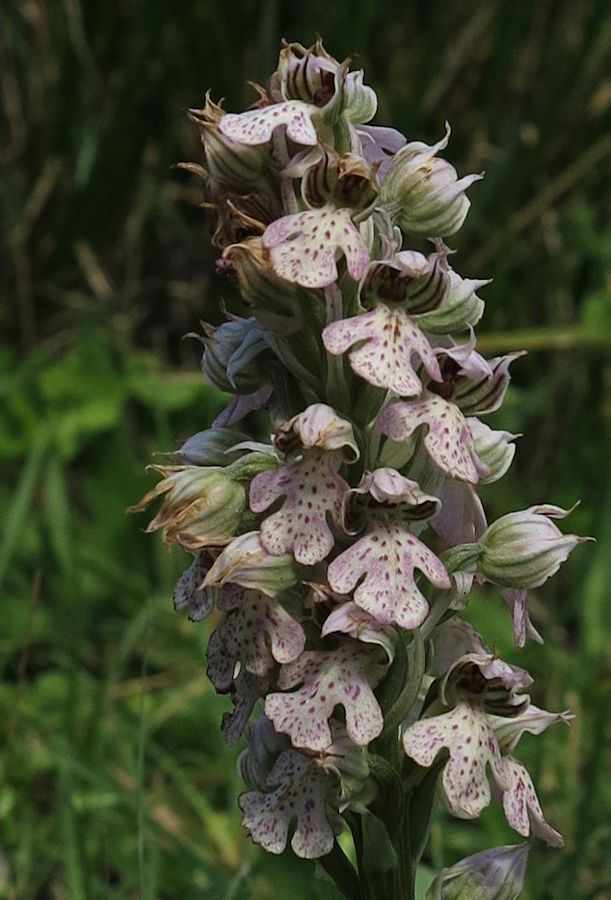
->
133, 39, 587, 899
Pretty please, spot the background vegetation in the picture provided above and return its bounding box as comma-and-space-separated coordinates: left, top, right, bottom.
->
1, 1, 611, 897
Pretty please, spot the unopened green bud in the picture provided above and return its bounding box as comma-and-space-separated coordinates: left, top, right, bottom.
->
381, 124, 481, 237
172, 428, 248, 466
298, 146, 378, 211
477, 505, 587, 589
427, 844, 529, 900
270, 38, 339, 105
469, 420, 517, 484
189, 95, 273, 199
204, 531, 296, 597
129, 465, 246, 551
223, 238, 307, 334
202, 317, 269, 393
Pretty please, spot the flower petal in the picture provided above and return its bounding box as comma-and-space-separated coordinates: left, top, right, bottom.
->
240, 749, 336, 858
431, 478, 487, 546
489, 704, 572, 755
501, 757, 564, 847
360, 467, 441, 513
279, 403, 359, 458
220, 100, 318, 146
379, 396, 489, 484
323, 306, 441, 396
321, 601, 396, 659
204, 531, 296, 597
402, 701, 508, 819
452, 352, 524, 416
173, 554, 215, 621
263, 205, 369, 288
501, 588, 544, 648
221, 671, 270, 745
327, 517, 450, 629
208, 585, 305, 685
265, 643, 385, 751
250, 449, 349, 565
213, 385, 274, 428
469, 419, 517, 485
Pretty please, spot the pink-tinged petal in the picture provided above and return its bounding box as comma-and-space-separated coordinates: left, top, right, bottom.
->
357, 125, 407, 183
207, 585, 305, 686
433, 619, 489, 676
489, 704, 573, 755
221, 671, 269, 745
204, 531, 296, 598
363, 467, 441, 513
219, 101, 318, 146
501, 757, 564, 847
265, 643, 385, 751
206, 628, 235, 692
262, 205, 369, 288
440, 653, 533, 713
218, 585, 305, 675
250, 449, 349, 565
213, 385, 273, 427
240, 749, 336, 858
501, 588, 544, 648
436, 329, 492, 380
173, 554, 215, 621
327, 518, 450, 629
452, 352, 525, 416
402, 701, 508, 819
321, 602, 396, 659
431, 478, 487, 546
379, 396, 489, 484
323, 306, 441, 396
468, 419, 517, 485
280, 403, 359, 458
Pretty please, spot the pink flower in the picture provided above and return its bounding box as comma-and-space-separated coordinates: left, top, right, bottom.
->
220, 100, 319, 146
262, 205, 369, 288
240, 749, 337, 857
265, 642, 386, 751
250, 449, 350, 565
327, 517, 450, 629
379, 395, 490, 484
322, 305, 442, 396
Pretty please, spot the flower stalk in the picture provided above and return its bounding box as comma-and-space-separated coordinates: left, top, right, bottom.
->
133, 38, 586, 899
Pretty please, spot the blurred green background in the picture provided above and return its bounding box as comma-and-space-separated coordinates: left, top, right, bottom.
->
1, 1, 611, 897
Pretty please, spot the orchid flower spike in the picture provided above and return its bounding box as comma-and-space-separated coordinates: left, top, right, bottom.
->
132, 37, 588, 897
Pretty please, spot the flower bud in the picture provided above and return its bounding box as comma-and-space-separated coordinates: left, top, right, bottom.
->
270, 38, 339, 105
468, 420, 517, 484
477, 505, 587, 590
238, 715, 288, 792
222, 238, 307, 334
275, 403, 359, 460
298, 146, 378, 211
202, 317, 269, 393
129, 465, 246, 551
189, 95, 268, 190
171, 427, 247, 466
380, 124, 481, 237
427, 843, 529, 900
204, 531, 296, 597
336, 68, 378, 125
